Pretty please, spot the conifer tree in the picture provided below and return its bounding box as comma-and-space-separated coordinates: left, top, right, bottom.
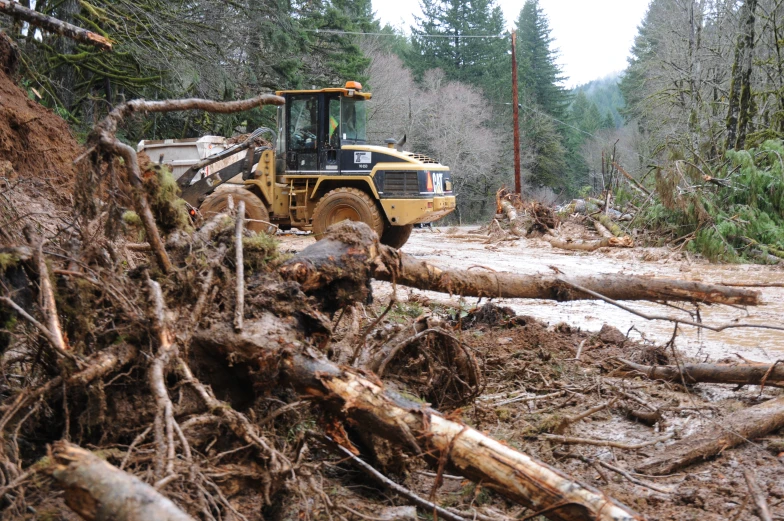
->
515, 0, 569, 119
407, 0, 507, 94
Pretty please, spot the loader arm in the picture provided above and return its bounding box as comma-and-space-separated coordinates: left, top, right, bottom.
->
176, 127, 276, 206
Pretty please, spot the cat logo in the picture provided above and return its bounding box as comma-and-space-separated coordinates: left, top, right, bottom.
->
432, 172, 444, 194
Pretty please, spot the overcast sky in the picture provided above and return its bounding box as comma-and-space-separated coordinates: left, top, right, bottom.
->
372, 0, 652, 88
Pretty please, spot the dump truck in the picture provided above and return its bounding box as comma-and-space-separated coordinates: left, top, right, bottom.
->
138, 81, 456, 248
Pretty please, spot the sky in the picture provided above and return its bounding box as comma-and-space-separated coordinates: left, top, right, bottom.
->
371, 0, 652, 88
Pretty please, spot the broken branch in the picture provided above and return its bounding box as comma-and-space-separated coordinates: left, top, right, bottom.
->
234, 201, 245, 332
0, 1, 112, 50
636, 395, 784, 475
51, 442, 195, 521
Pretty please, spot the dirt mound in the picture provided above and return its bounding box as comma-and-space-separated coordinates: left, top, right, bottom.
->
0, 33, 83, 240
0, 59, 80, 195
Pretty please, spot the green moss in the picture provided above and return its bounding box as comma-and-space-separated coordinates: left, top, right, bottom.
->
389, 302, 425, 323
141, 161, 192, 235
242, 233, 280, 272
495, 407, 512, 421
122, 210, 142, 226
0, 253, 18, 273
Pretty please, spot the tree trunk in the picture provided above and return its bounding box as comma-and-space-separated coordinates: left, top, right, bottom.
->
636, 394, 784, 475
51, 442, 195, 521
726, 0, 758, 150
194, 322, 643, 521
619, 359, 784, 388
544, 235, 633, 252
279, 221, 760, 306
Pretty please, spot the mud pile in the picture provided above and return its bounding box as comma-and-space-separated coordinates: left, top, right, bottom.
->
0, 34, 82, 240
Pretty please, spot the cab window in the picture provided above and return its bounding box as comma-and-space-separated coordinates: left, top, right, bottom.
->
288, 96, 318, 152
328, 97, 341, 147
340, 97, 367, 143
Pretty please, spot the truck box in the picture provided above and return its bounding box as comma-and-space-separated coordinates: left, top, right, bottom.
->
137, 136, 247, 183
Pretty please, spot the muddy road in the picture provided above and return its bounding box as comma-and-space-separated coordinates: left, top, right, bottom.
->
281, 226, 784, 361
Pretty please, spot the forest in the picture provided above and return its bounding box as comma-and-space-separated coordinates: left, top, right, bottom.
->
1, 1, 784, 521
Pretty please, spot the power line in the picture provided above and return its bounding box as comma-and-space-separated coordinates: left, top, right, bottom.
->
503, 102, 661, 168
302, 28, 506, 39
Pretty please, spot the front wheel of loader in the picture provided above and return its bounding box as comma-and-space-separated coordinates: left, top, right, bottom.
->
312, 187, 384, 240
380, 224, 414, 249
199, 185, 271, 234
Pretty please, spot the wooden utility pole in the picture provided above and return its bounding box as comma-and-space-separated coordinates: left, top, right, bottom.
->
511, 31, 521, 194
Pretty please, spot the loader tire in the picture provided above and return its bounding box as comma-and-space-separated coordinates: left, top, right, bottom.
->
312, 187, 384, 240
199, 185, 271, 234
380, 224, 413, 249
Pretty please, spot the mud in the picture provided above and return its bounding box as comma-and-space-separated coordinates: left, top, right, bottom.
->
399, 227, 784, 362
278, 226, 784, 361
269, 226, 784, 520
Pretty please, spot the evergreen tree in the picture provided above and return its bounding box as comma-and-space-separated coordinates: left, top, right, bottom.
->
570, 91, 590, 129
512, 0, 579, 190
407, 0, 508, 94
602, 111, 615, 130
619, 1, 662, 124
515, 0, 569, 119
584, 103, 602, 134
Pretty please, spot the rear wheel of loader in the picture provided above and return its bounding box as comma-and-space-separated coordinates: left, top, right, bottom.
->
312, 187, 384, 240
380, 224, 414, 249
199, 185, 271, 234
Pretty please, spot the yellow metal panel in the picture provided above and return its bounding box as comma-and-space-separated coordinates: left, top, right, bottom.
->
247, 149, 275, 205
275, 88, 372, 99
379, 196, 456, 226
309, 176, 380, 199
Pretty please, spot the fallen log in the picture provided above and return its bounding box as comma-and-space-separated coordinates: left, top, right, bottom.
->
195, 321, 643, 521
619, 359, 784, 388
544, 235, 633, 252
51, 442, 195, 521
280, 221, 760, 306
595, 213, 626, 237
636, 394, 784, 475
0, 1, 113, 50
591, 219, 614, 239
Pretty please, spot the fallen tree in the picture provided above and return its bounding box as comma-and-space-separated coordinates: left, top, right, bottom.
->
51, 442, 195, 521
619, 359, 784, 388
194, 321, 644, 521
544, 235, 634, 252
279, 222, 760, 306
636, 394, 784, 475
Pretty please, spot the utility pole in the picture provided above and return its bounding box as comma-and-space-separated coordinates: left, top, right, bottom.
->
511, 31, 521, 194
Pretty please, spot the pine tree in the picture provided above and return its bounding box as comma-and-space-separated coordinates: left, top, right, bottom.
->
515, 0, 569, 119
619, 0, 662, 124
570, 91, 590, 129
407, 0, 507, 94
602, 111, 615, 130
512, 0, 578, 190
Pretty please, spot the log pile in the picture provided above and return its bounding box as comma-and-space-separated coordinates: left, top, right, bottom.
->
475, 188, 638, 253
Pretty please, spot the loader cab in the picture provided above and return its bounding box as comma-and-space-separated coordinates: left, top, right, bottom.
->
276, 82, 370, 173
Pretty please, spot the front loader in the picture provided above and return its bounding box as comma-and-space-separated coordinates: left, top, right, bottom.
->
138, 81, 456, 248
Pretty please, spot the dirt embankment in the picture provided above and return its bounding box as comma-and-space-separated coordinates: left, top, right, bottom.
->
0, 34, 82, 240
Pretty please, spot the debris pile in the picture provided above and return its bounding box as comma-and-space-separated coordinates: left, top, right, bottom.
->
1, 56, 783, 521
